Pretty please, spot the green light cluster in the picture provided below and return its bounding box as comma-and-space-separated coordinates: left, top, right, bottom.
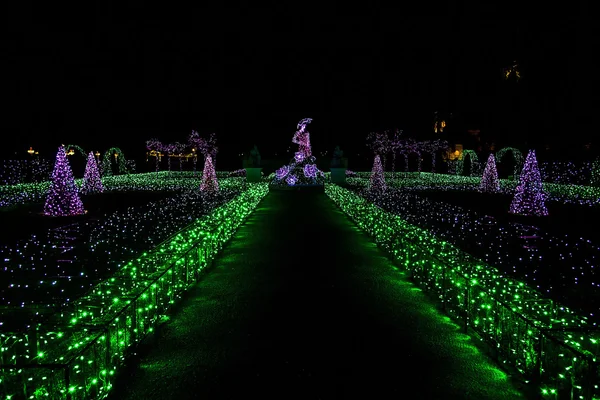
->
0, 171, 244, 209
345, 171, 600, 205
0, 183, 269, 400
325, 183, 599, 400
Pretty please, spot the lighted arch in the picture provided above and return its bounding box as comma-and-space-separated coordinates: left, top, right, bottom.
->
65, 144, 87, 158
495, 147, 524, 178
401, 148, 422, 172
102, 147, 127, 176
456, 149, 480, 176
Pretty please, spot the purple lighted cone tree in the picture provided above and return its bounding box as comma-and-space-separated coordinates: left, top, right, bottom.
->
200, 155, 219, 192
369, 155, 386, 192
81, 151, 104, 194
480, 153, 500, 192
44, 146, 85, 216
509, 150, 548, 216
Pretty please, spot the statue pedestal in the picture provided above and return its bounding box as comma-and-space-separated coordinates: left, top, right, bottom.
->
245, 168, 263, 183
330, 168, 347, 184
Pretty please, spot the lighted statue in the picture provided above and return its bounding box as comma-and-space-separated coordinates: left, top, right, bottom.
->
271, 117, 325, 187
292, 118, 313, 158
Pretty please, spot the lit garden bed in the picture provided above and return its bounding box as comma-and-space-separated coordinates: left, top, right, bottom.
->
326, 183, 599, 400
0, 183, 269, 400
347, 172, 600, 205
0, 180, 245, 309
0, 171, 242, 209
343, 181, 600, 319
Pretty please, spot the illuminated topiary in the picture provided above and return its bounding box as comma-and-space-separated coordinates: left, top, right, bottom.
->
480, 154, 500, 192
200, 155, 219, 192
368, 155, 386, 192
44, 146, 85, 216
509, 150, 548, 216
81, 151, 104, 194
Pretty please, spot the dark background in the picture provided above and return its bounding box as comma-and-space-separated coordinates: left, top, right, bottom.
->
2, 2, 598, 168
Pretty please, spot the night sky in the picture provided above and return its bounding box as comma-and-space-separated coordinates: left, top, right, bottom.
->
2, 3, 596, 165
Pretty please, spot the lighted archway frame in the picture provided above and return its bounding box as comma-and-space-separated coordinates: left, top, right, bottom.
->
456, 149, 480, 176
400, 148, 422, 172
495, 147, 524, 178
65, 144, 87, 158
102, 147, 127, 176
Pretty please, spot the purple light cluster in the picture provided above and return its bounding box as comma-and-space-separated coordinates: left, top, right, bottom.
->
509, 150, 548, 216
271, 118, 326, 186
292, 118, 313, 158
286, 174, 297, 185
44, 146, 85, 217
276, 165, 290, 179
200, 155, 219, 192
369, 155, 386, 192
303, 164, 317, 178
480, 154, 500, 193
81, 151, 104, 194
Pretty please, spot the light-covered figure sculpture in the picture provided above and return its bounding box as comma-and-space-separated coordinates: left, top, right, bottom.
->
271, 118, 325, 187
292, 118, 313, 158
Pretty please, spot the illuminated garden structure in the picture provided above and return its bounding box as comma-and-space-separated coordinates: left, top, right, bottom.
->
81, 151, 104, 194
146, 138, 163, 173
43, 145, 86, 216
163, 143, 177, 171
368, 155, 386, 192
326, 184, 599, 399
0, 183, 268, 399
366, 130, 390, 170
200, 155, 219, 192
188, 130, 203, 174
271, 118, 325, 187
509, 150, 548, 216
480, 154, 500, 192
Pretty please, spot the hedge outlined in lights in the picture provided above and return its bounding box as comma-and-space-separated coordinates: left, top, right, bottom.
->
325, 183, 599, 400
345, 171, 600, 206
0, 183, 269, 400
0, 171, 243, 209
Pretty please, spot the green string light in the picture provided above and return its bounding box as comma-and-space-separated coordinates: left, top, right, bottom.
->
0, 183, 268, 399
325, 183, 599, 400
344, 172, 600, 206
0, 171, 244, 209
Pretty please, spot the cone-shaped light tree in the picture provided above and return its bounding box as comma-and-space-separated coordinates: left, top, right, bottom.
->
509, 150, 548, 216
480, 153, 500, 192
81, 151, 104, 194
44, 146, 85, 216
200, 155, 219, 192
368, 155, 386, 192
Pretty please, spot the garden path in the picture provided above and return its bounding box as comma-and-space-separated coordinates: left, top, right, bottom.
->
109, 190, 527, 399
